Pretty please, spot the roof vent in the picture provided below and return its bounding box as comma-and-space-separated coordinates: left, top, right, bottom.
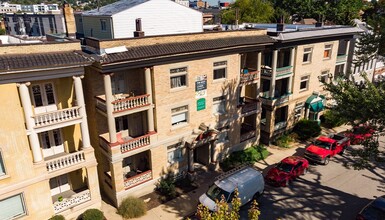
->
134, 18, 145, 37
104, 46, 128, 54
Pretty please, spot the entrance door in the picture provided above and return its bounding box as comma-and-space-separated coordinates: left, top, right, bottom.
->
112, 74, 126, 94
39, 129, 64, 158
49, 174, 70, 196
194, 143, 210, 166
31, 83, 57, 114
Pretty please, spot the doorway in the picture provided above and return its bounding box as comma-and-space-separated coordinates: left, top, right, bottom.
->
31, 83, 57, 114
49, 174, 70, 196
194, 143, 210, 166
39, 129, 64, 158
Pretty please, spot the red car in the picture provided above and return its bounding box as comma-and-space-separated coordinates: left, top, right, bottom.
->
346, 125, 376, 145
265, 156, 309, 187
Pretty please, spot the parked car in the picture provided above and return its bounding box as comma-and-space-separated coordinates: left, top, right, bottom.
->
265, 156, 309, 187
346, 125, 376, 145
304, 133, 350, 165
199, 166, 264, 211
356, 195, 385, 220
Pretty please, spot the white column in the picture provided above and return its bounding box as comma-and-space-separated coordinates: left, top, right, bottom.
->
18, 82, 43, 163
104, 74, 117, 143
343, 40, 351, 75
257, 52, 262, 72
73, 75, 91, 148
145, 68, 154, 132
287, 76, 293, 94
290, 47, 295, 67
188, 148, 194, 172
269, 50, 278, 98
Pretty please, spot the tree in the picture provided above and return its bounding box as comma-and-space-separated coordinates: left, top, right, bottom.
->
362, 0, 385, 57
195, 189, 260, 220
221, 0, 274, 24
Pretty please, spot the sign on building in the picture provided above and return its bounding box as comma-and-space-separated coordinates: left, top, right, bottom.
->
195, 75, 207, 99
197, 98, 206, 111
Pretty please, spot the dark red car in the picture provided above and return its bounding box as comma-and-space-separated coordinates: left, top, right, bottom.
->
265, 156, 309, 187
346, 125, 376, 145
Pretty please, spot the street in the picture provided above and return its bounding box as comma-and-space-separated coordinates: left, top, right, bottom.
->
239, 135, 385, 220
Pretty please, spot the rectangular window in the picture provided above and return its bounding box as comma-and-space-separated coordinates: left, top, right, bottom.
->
294, 102, 304, 118
212, 96, 226, 115
213, 61, 227, 80
323, 44, 333, 59
100, 19, 107, 32
303, 47, 312, 63
320, 70, 329, 84
300, 76, 309, 91
171, 105, 188, 126
0, 151, 5, 176
170, 67, 187, 89
0, 194, 26, 219
167, 142, 184, 164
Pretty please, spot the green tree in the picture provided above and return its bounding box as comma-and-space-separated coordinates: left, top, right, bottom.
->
362, 0, 385, 57
221, 0, 274, 24
0, 28, 6, 35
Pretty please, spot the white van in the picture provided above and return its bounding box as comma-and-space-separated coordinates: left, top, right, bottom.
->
199, 166, 264, 211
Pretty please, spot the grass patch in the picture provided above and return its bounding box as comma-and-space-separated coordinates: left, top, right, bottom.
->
219, 145, 269, 171
273, 133, 294, 148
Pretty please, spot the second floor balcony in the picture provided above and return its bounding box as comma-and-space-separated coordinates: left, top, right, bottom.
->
238, 97, 261, 115
96, 93, 151, 115
240, 123, 256, 142
239, 68, 259, 86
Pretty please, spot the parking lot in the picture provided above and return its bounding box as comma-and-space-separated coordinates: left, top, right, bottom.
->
240, 135, 385, 220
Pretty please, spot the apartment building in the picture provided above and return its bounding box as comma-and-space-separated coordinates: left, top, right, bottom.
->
250, 23, 362, 144
0, 35, 101, 219
82, 29, 275, 206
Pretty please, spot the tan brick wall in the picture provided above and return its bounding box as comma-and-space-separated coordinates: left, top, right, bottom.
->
0, 41, 81, 55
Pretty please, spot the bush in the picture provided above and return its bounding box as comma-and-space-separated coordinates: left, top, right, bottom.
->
117, 196, 147, 219
293, 119, 321, 140
156, 172, 177, 201
220, 145, 269, 171
273, 134, 293, 148
82, 209, 104, 220
320, 110, 347, 128
48, 215, 65, 220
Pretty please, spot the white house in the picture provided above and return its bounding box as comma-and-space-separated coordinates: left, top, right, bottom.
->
78, 0, 203, 39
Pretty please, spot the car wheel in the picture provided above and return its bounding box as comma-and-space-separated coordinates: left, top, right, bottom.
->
302, 168, 308, 175
285, 179, 290, 187
340, 147, 346, 155
323, 157, 330, 165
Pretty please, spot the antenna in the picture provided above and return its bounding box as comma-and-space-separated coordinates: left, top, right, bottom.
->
97, 0, 100, 11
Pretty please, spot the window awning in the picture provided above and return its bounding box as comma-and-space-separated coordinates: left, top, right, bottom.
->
305, 94, 325, 112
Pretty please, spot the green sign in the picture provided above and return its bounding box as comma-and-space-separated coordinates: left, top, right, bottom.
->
197, 98, 206, 111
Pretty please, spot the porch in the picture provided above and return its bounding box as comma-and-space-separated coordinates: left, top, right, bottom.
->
240, 123, 256, 142
122, 151, 152, 189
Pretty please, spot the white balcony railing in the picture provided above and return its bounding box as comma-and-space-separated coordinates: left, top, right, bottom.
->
33, 107, 81, 127
120, 134, 151, 153
53, 190, 91, 214
274, 121, 287, 131
46, 151, 86, 172
276, 66, 293, 77
112, 94, 150, 112
124, 170, 152, 189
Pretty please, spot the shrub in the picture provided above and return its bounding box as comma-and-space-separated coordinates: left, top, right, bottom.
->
273, 134, 293, 148
320, 110, 347, 128
82, 209, 104, 220
117, 196, 147, 219
293, 119, 321, 140
220, 145, 269, 171
48, 215, 65, 220
156, 172, 177, 201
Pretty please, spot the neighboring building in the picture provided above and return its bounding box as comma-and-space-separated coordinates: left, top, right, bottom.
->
0, 2, 21, 13
190, 0, 209, 9
218, 1, 230, 9
0, 35, 101, 219
21, 3, 60, 14
171, 0, 189, 7
81, 29, 274, 206
199, 8, 221, 24
77, 0, 203, 39
248, 23, 362, 144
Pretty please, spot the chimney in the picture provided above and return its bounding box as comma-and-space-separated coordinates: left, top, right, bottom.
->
62, 1, 76, 38
316, 15, 323, 27
133, 18, 145, 37
276, 15, 285, 32
315, 22, 323, 27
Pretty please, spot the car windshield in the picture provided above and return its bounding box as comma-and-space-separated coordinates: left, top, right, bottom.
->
276, 162, 293, 173
206, 184, 231, 202
314, 140, 332, 149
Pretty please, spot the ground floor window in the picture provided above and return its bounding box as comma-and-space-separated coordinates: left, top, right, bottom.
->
0, 194, 26, 219
167, 142, 184, 165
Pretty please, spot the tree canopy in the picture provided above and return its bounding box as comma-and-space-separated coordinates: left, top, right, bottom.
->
220, 0, 274, 24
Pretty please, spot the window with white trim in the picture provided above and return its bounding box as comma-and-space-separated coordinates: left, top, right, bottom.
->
0, 150, 5, 176
170, 67, 188, 89
294, 102, 304, 118
171, 105, 188, 126
303, 47, 312, 63
0, 194, 27, 219
167, 142, 184, 164
300, 76, 310, 91
323, 44, 333, 59
100, 19, 107, 32
319, 70, 329, 84
212, 96, 226, 115
213, 61, 227, 80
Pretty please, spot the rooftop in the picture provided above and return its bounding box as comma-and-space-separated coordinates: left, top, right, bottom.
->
82, 0, 150, 16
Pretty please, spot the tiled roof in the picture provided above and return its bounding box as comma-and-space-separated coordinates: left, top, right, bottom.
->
97, 35, 275, 64
0, 51, 93, 73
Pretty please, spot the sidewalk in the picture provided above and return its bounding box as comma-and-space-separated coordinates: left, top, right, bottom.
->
101, 124, 352, 220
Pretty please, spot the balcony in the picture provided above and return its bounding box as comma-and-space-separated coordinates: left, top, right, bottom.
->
52, 189, 91, 214
239, 68, 259, 86
33, 107, 81, 129
99, 131, 156, 156
45, 151, 86, 172
261, 66, 272, 77
240, 123, 256, 142
274, 121, 287, 131
336, 54, 347, 63
260, 93, 291, 106
124, 170, 153, 189
239, 97, 260, 115
276, 66, 293, 77
96, 94, 150, 114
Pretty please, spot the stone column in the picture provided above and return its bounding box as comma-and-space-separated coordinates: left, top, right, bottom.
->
103, 73, 117, 143
290, 47, 295, 68
287, 76, 293, 94
111, 159, 124, 192
269, 50, 278, 98
343, 40, 351, 75
145, 68, 155, 132
73, 75, 91, 148
18, 82, 43, 163
257, 52, 262, 72
188, 147, 194, 173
